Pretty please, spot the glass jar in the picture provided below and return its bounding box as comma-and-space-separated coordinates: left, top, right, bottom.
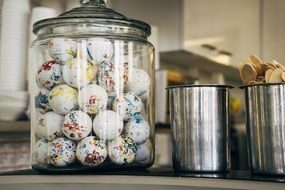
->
30, 0, 155, 172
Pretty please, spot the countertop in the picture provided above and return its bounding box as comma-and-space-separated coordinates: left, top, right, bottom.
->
0, 168, 284, 190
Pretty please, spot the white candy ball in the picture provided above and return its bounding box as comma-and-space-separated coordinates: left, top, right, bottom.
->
49, 138, 76, 167
87, 38, 114, 64
107, 136, 137, 165
34, 139, 49, 164
126, 69, 150, 96
124, 115, 150, 144
48, 84, 78, 115
78, 84, 108, 114
76, 136, 107, 167
135, 139, 153, 164
36, 112, 64, 141
48, 39, 77, 63
98, 60, 128, 93
37, 60, 64, 90
93, 110, 123, 141
62, 110, 92, 141
62, 59, 95, 88
112, 92, 142, 120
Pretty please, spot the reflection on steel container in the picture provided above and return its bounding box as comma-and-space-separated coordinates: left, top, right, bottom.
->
167, 84, 232, 172
242, 83, 285, 175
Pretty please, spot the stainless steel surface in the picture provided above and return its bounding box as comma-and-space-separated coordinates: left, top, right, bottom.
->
243, 84, 285, 175
168, 85, 231, 172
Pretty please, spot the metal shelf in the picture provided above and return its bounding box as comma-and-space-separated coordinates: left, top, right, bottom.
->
160, 50, 240, 82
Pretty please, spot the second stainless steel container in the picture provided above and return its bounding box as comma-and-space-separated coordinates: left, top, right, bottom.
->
168, 84, 232, 172
243, 83, 285, 175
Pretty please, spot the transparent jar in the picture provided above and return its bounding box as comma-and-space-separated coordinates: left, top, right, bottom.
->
30, 0, 155, 172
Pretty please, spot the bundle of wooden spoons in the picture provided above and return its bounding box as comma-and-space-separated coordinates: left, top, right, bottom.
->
239, 55, 285, 85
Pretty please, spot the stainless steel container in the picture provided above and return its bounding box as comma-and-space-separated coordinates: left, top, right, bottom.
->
242, 83, 285, 175
167, 84, 232, 172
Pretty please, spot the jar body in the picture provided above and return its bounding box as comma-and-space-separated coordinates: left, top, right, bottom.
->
30, 36, 155, 172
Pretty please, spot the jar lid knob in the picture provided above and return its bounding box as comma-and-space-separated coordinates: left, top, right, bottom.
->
80, 0, 107, 7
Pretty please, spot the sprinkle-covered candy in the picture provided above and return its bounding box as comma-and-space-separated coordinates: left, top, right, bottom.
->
34, 139, 49, 164
48, 84, 78, 115
124, 115, 150, 144
48, 39, 77, 64
135, 139, 153, 164
76, 136, 107, 167
87, 38, 114, 64
62, 110, 92, 141
107, 136, 137, 165
62, 58, 95, 88
36, 112, 64, 141
37, 60, 64, 90
78, 84, 108, 115
126, 68, 150, 96
112, 92, 142, 120
93, 110, 123, 141
49, 137, 76, 167
98, 60, 128, 93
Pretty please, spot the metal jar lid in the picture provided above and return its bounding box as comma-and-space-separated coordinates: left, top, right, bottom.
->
33, 0, 151, 39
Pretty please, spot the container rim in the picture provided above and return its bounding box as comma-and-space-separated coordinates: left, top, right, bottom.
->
166, 84, 234, 89
240, 82, 285, 89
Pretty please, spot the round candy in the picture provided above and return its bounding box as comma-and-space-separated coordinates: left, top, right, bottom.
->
35, 92, 52, 114
78, 84, 108, 114
112, 92, 142, 120
108, 136, 137, 165
48, 38, 77, 63
87, 38, 114, 64
126, 68, 150, 96
36, 111, 64, 141
48, 84, 78, 115
76, 136, 107, 167
135, 139, 153, 164
62, 110, 92, 141
34, 139, 49, 164
98, 60, 128, 93
124, 115, 150, 144
93, 110, 123, 141
62, 58, 95, 88
37, 60, 64, 90
49, 137, 76, 167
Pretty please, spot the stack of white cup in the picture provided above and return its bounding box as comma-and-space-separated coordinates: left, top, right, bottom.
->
0, 0, 30, 121
0, 0, 30, 90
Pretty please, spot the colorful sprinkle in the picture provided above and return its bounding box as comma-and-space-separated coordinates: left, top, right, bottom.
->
62, 110, 92, 141
49, 138, 76, 167
48, 84, 78, 115
76, 136, 107, 167
107, 136, 137, 165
